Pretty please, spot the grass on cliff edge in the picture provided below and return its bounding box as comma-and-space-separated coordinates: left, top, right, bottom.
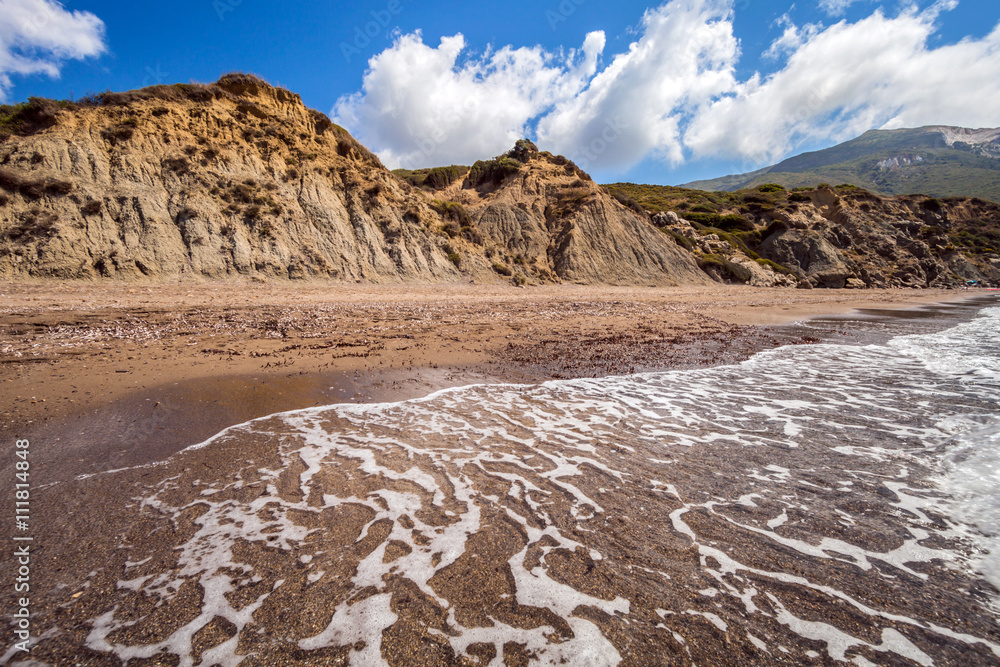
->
0, 72, 346, 142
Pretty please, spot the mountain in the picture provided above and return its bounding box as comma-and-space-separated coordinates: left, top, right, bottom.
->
0, 74, 705, 286
393, 141, 709, 286
682, 126, 1000, 202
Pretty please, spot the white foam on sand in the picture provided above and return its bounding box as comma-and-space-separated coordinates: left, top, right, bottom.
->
77, 302, 1000, 665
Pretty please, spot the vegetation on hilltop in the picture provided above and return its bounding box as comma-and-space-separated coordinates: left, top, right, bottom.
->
605, 182, 794, 218
0, 72, 358, 149
393, 140, 594, 192
392, 165, 470, 189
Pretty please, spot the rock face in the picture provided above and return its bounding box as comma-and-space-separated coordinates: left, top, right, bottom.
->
438, 144, 709, 286
759, 229, 851, 288
749, 188, 1000, 288
4, 76, 998, 289
0, 76, 464, 282
617, 182, 1000, 289
649, 211, 796, 288
0, 78, 709, 286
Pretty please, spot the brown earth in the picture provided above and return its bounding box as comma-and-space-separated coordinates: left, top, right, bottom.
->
0, 282, 995, 667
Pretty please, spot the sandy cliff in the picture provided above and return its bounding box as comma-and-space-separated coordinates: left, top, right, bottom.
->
0, 75, 705, 286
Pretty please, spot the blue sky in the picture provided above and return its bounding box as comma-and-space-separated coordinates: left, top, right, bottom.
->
2, 0, 998, 185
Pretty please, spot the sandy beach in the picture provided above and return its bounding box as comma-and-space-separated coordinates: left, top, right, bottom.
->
3, 282, 1000, 666
0, 282, 975, 483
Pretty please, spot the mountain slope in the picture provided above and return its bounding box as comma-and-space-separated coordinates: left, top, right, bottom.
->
682, 126, 1000, 202
0, 76, 704, 286
3, 77, 997, 290
0, 75, 462, 282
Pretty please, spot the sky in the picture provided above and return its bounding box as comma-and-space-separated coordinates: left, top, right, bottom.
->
1, 0, 998, 185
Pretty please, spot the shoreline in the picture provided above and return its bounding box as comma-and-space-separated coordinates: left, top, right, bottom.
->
0, 283, 988, 483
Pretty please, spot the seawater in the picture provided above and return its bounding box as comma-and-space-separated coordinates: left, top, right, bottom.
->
77, 300, 1000, 666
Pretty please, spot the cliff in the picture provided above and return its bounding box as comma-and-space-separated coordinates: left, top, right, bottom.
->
3, 75, 997, 289
609, 182, 1000, 288
0, 75, 705, 286
399, 140, 709, 286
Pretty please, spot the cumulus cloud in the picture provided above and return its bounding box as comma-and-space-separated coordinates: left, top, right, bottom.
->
334, 30, 606, 169
335, 0, 1000, 175
685, 4, 1000, 164
0, 0, 107, 100
536, 0, 738, 169
763, 14, 821, 60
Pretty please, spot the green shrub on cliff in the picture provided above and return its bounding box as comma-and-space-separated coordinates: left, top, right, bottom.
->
393, 165, 470, 189
468, 156, 523, 187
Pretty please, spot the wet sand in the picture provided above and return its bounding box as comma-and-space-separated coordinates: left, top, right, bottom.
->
0, 282, 973, 483
0, 283, 998, 666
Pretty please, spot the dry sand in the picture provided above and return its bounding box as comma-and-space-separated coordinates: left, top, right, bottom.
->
0, 280, 974, 482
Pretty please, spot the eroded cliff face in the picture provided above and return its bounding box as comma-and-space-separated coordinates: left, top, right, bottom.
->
0, 77, 708, 287
637, 184, 1000, 289
0, 76, 472, 282
753, 188, 1000, 288
4, 76, 996, 289
417, 143, 711, 286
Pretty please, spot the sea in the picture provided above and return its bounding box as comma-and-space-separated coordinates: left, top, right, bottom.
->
33, 296, 1000, 666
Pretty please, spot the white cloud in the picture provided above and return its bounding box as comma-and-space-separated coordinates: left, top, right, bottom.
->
763, 14, 821, 60
818, 0, 865, 16
0, 0, 107, 100
335, 0, 1000, 175
334, 30, 606, 169
684, 5, 1000, 164
536, 0, 738, 170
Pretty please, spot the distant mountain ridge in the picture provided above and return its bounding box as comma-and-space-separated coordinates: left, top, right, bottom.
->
682, 126, 1000, 202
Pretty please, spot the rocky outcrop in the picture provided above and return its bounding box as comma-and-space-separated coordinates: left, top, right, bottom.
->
5, 76, 998, 289
634, 184, 1000, 289
544, 197, 707, 285
650, 211, 795, 287
0, 76, 462, 282
759, 229, 852, 288
751, 187, 1000, 288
